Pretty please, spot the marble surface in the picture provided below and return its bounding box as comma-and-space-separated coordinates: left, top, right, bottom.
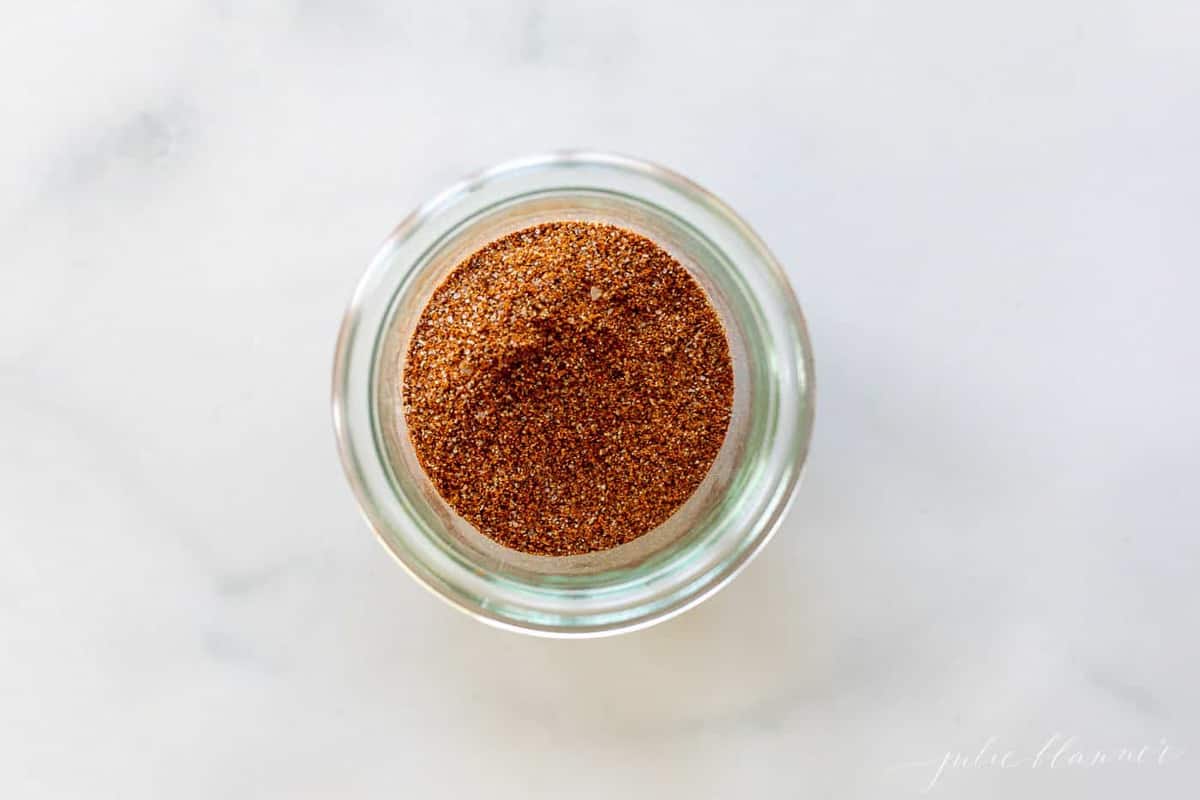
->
3, 1, 1199, 797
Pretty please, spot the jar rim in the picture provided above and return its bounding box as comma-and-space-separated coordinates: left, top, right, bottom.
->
333, 151, 815, 637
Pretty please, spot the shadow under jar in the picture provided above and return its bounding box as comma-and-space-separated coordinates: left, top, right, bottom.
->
333, 152, 814, 637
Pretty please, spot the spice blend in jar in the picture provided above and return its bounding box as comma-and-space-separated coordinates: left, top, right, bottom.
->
401, 221, 734, 556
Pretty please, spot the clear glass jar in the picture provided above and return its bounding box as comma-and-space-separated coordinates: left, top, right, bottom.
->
333, 152, 814, 636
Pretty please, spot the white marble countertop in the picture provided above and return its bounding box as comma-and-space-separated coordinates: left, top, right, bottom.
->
3, 1, 1198, 797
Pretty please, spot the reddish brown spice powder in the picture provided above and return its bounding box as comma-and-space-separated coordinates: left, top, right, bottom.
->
401, 221, 733, 556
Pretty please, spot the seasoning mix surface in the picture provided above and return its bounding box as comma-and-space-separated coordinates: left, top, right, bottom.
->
401, 221, 733, 555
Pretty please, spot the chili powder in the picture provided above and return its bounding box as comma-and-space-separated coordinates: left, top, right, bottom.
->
401, 221, 733, 556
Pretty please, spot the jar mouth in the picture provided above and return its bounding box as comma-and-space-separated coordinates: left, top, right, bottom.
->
333, 152, 815, 637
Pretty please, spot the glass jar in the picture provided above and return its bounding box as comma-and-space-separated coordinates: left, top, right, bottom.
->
333, 152, 814, 636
